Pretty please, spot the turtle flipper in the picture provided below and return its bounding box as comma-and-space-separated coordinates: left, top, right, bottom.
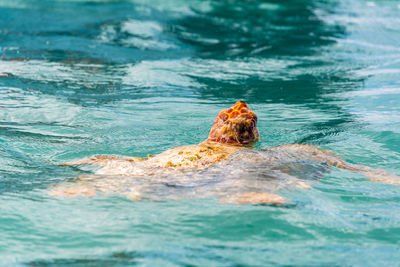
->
344, 165, 400, 185
305, 147, 400, 184
280, 144, 400, 185
61, 155, 144, 167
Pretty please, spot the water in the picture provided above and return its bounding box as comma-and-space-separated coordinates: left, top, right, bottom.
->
1, 0, 400, 265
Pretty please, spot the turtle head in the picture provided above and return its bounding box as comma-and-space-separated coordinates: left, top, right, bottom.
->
207, 101, 259, 146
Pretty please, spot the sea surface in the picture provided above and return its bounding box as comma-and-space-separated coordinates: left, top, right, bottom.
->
1, 0, 400, 265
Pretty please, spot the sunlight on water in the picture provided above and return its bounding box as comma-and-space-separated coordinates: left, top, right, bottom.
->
1, 0, 400, 265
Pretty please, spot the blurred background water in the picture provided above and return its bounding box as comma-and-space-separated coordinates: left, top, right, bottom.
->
1, 0, 400, 265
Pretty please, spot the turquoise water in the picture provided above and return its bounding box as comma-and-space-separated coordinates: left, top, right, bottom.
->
1, 0, 400, 265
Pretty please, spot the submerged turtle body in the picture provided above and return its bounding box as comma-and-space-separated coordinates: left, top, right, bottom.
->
52, 101, 400, 204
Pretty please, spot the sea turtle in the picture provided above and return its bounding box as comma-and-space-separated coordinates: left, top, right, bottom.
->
50, 101, 400, 204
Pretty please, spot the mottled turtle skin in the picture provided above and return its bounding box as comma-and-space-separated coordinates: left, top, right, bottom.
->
51, 101, 400, 204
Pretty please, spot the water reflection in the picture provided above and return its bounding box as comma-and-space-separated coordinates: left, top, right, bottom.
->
172, 0, 344, 58
0, 0, 354, 104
